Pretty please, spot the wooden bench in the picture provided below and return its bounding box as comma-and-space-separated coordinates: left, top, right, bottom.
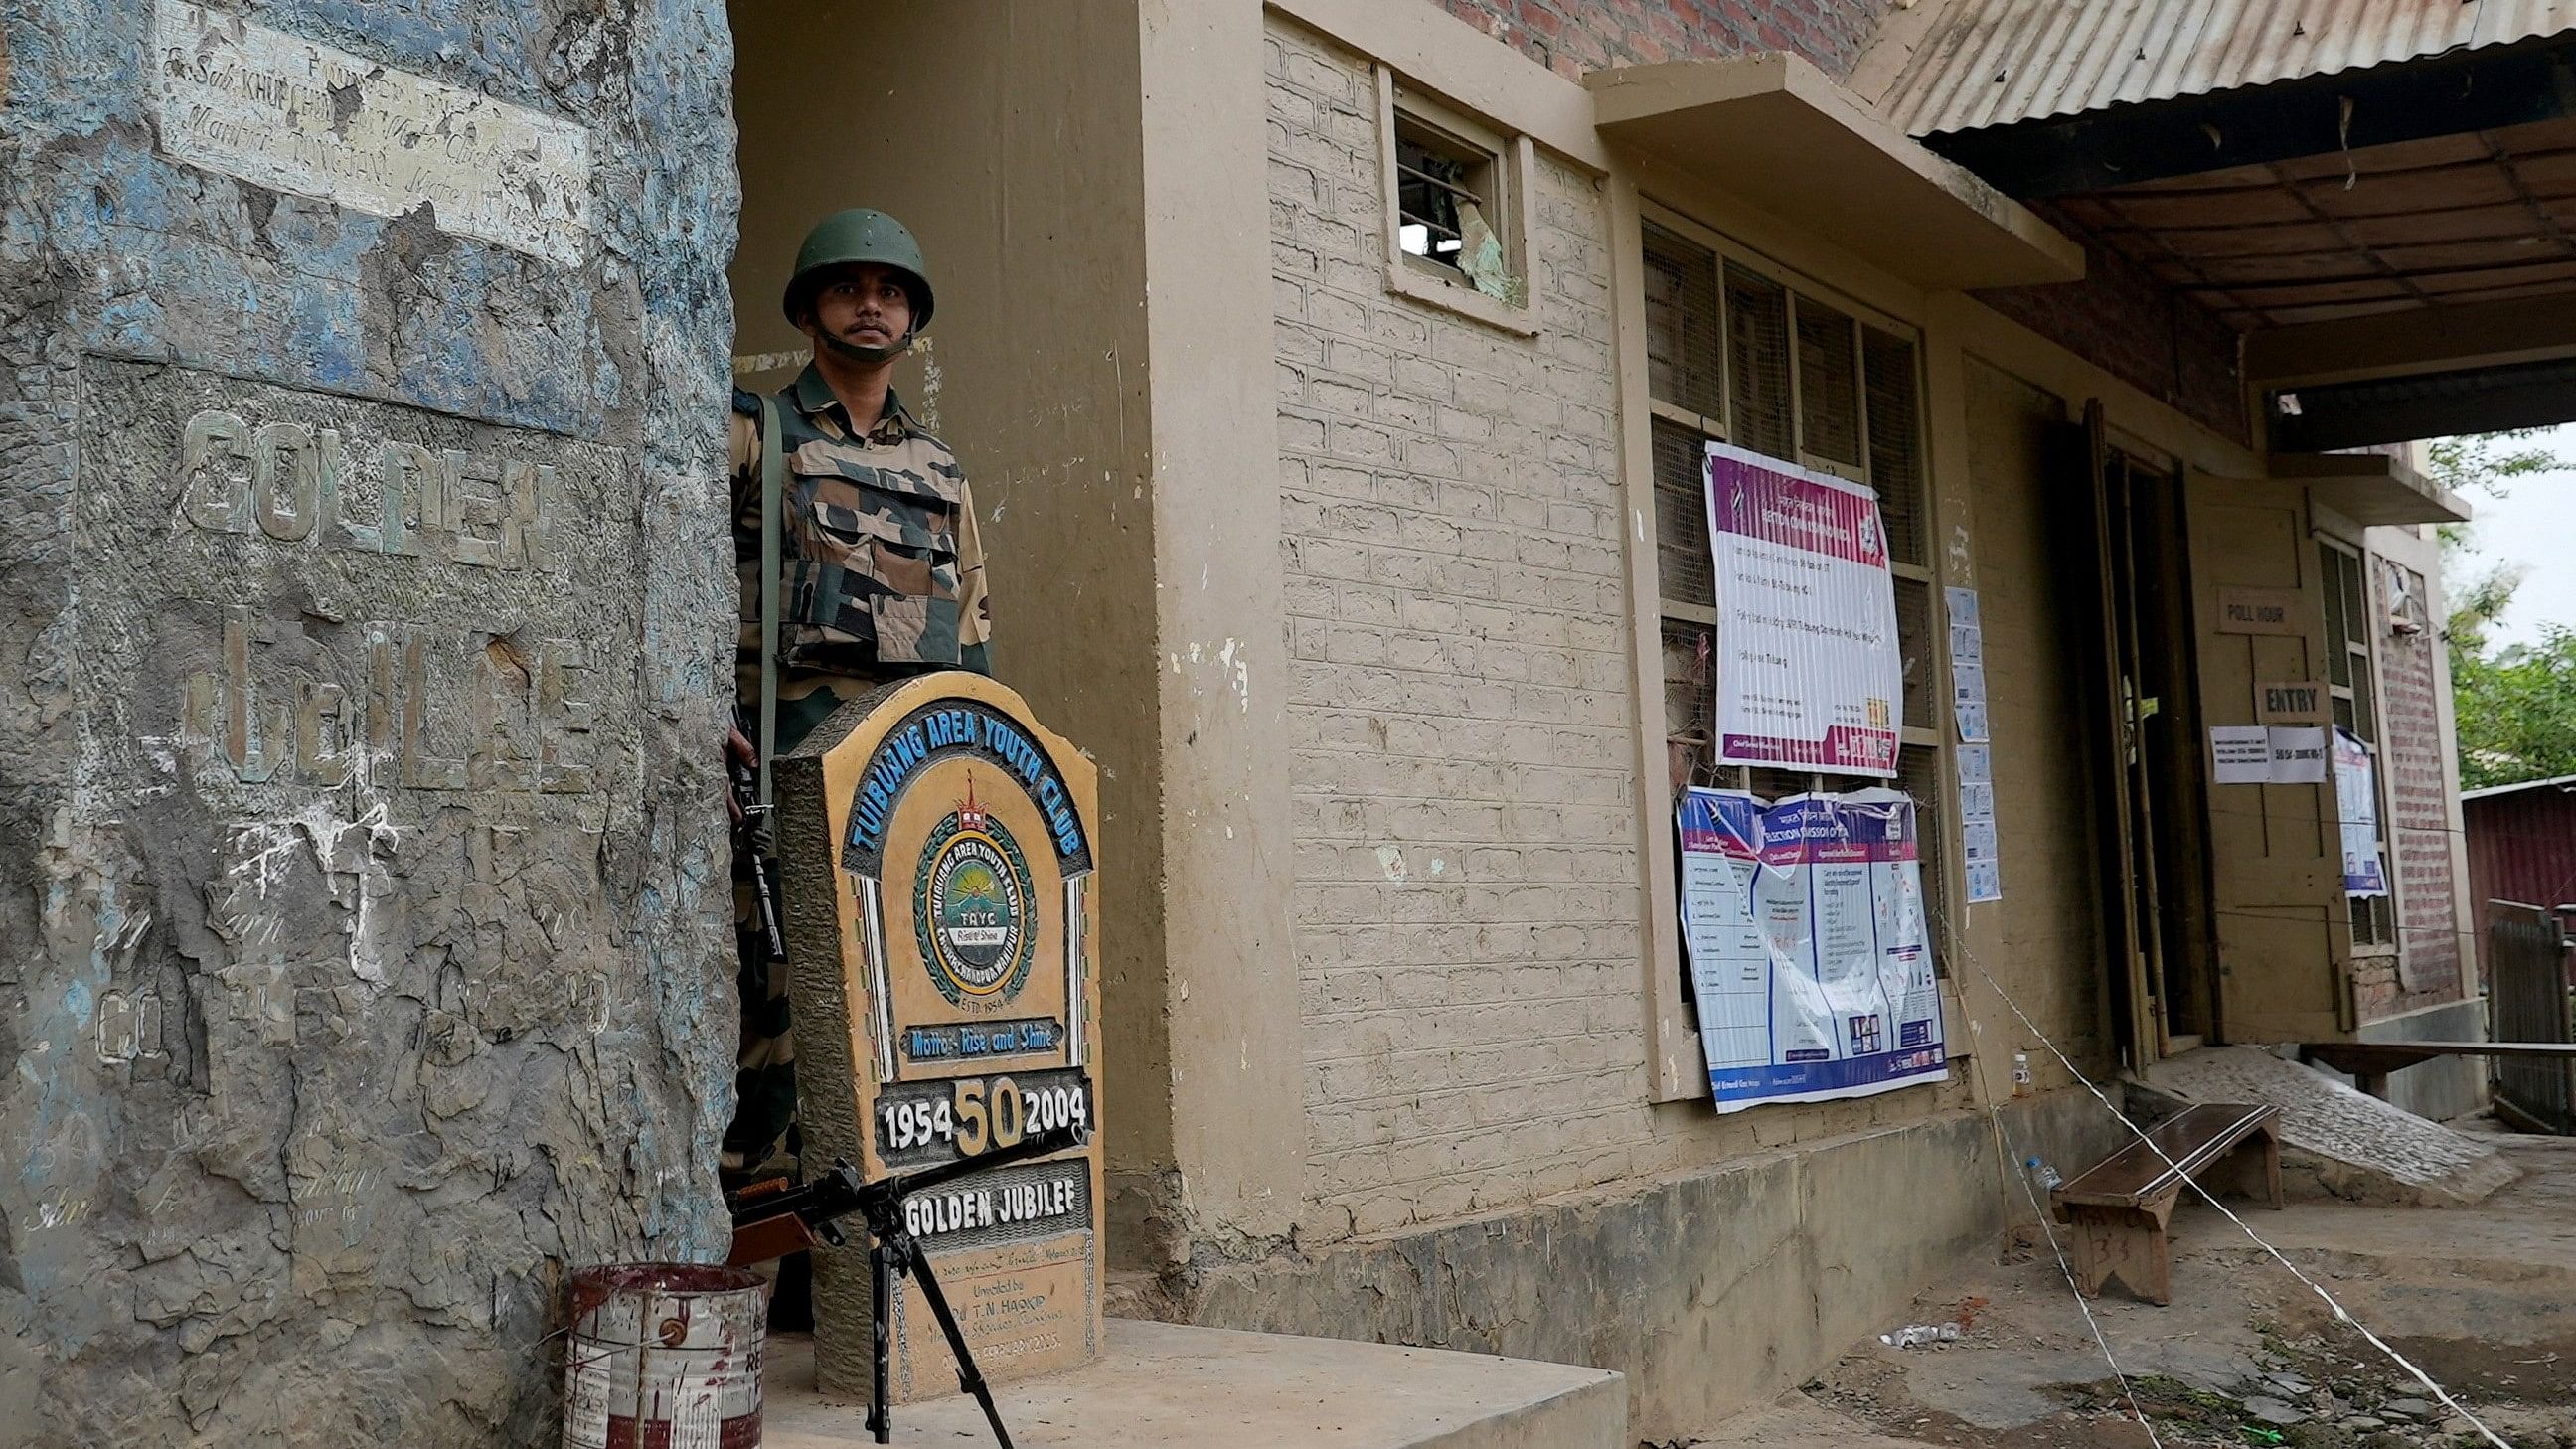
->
2299, 1040, 2576, 1100
2049, 1102, 2282, 1306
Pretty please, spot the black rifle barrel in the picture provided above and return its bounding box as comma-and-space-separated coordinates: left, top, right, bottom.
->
868, 1124, 1087, 1208
731, 1124, 1088, 1231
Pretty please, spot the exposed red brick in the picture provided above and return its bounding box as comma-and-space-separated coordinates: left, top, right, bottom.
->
2375, 560, 2465, 1011
1974, 202, 2250, 447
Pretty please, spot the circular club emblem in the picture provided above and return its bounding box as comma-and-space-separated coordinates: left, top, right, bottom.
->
913, 775, 1039, 1007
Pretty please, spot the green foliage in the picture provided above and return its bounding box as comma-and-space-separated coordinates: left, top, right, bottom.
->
2425, 428, 2561, 499
2440, 429, 2576, 788
2454, 628, 2576, 789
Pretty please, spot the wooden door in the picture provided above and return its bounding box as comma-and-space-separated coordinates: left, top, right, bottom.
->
2185, 471, 2351, 1042
2057, 403, 2158, 1068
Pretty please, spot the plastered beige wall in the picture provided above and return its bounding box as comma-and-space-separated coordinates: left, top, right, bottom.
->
1949, 355, 2115, 1072
731, 0, 1302, 1268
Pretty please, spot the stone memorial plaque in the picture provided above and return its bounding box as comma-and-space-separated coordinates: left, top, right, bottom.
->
151, 0, 593, 265
774, 675, 1101, 1401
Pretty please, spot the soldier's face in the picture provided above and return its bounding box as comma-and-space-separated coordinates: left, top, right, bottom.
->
804, 265, 913, 351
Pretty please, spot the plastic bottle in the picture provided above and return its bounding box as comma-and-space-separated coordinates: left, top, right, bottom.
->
2025, 1155, 2062, 1193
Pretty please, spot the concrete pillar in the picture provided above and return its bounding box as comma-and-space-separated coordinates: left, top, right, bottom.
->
1136, 0, 1306, 1255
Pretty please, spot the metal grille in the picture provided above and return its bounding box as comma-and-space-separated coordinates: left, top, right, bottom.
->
1864, 326, 1925, 567
1643, 221, 1724, 418
2491, 900, 2576, 1134
1661, 618, 1714, 795
1724, 263, 1793, 462
1394, 120, 1490, 274
1653, 417, 1714, 607
1794, 294, 1862, 469
1749, 766, 1819, 801
1898, 742, 1948, 974
1894, 575, 1935, 727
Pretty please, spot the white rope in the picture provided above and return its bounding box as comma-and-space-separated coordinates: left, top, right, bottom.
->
1940, 903, 2514, 1449
1980, 1096, 2168, 1447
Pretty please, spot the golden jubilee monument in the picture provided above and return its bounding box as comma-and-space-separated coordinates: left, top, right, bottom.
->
772, 672, 1102, 1404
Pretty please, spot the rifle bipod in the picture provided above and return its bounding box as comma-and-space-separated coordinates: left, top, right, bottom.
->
724, 1123, 1086, 1447
865, 1219, 1012, 1447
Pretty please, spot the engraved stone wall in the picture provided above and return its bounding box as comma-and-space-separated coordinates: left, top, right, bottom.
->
0, 2, 738, 1443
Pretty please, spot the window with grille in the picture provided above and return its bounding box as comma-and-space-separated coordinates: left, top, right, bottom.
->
1380, 80, 1528, 321
2321, 540, 2397, 952
1641, 209, 1946, 907
1394, 121, 1495, 275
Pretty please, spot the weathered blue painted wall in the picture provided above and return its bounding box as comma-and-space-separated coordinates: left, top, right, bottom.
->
0, 1, 738, 1441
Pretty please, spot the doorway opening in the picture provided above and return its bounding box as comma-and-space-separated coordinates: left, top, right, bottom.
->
2066, 403, 2219, 1067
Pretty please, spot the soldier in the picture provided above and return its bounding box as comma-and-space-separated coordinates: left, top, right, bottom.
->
723, 209, 992, 1190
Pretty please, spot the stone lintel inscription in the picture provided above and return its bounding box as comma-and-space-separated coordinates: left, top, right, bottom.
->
152, 0, 592, 264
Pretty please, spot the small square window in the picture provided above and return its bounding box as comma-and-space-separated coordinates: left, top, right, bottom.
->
1377, 73, 1535, 335
1395, 121, 1499, 280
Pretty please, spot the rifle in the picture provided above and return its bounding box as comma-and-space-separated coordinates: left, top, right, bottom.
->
727, 1124, 1087, 1448
728, 710, 787, 964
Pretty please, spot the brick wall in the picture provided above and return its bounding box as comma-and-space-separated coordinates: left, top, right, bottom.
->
1421, 0, 1897, 80
1268, 16, 1970, 1248
1973, 203, 2250, 447
2367, 555, 2465, 1016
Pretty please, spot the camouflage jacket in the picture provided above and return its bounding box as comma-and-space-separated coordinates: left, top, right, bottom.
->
730, 365, 990, 686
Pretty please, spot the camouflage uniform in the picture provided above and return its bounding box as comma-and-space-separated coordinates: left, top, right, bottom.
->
722, 363, 991, 1187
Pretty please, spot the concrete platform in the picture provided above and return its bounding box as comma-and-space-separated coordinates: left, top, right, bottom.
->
763, 1319, 1627, 1448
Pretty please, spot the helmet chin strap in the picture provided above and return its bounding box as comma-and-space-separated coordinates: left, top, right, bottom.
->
817, 327, 913, 368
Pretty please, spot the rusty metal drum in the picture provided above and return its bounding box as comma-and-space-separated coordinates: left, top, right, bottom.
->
564, 1263, 766, 1449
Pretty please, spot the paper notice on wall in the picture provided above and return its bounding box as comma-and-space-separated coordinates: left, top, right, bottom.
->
2268, 725, 2328, 784
1945, 586, 1990, 744
1677, 787, 1947, 1112
2334, 726, 2390, 897
1952, 716, 2003, 902
2211, 725, 2271, 784
2212, 724, 2331, 784
1704, 443, 1903, 776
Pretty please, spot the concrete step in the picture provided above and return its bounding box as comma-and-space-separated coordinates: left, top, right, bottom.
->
763, 1319, 1628, 1448
2138, 1046, 2518, 1207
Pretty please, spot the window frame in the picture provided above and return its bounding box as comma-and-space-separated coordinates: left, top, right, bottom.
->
1640, 201, 1945, 763
2317, 534, 2402, 958
1375, 69, 1538, 337
1628, 195, 1958, 1100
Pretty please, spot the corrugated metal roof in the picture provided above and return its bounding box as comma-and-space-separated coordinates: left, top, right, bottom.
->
2464, 772, 2576, 802
1864, 0, 2576, 137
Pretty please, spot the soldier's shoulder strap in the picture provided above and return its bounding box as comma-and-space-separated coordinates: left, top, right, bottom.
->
757, 394, 783, 809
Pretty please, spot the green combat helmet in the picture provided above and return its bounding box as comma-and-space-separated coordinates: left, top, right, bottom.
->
782, 207, 935, 333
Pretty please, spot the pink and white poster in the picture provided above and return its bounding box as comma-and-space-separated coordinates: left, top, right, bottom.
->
1702, 442, 1903, 776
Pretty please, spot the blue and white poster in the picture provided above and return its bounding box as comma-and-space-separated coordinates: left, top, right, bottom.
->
2334, 726, 2389, 898
1677, 787, 1948, 1112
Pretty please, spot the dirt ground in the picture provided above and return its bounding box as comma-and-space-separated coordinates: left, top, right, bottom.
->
1685, 1125, 2576, 1449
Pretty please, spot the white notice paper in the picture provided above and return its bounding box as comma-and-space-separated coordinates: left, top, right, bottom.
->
2267, 726, 2328, 785
2211, 725, 2271, 784
1944, 592, 2003, 903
